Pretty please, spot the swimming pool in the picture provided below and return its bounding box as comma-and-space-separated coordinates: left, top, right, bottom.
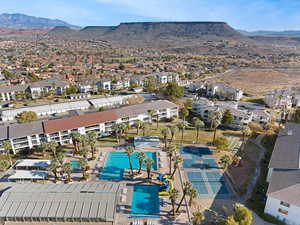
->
132, 185, 160, 215
70, 160, 80, 170
99, 152, 157, 180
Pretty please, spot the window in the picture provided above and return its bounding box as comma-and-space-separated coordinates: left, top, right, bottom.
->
280, 201, 290, 208
278, 208, 288, 215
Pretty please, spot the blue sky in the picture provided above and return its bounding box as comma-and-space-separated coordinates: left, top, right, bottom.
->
1, 0, 300, 31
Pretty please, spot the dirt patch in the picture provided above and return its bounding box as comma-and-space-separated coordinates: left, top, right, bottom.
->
217, 68, 300, 96
227, 141, 261, 196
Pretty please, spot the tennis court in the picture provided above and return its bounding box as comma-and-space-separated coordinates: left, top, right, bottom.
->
181, 146, 232, 199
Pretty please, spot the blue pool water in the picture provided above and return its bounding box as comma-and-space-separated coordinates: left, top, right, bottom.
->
132, 185, 160, 214
70, 160, 80, 170
99, 152, 157, 180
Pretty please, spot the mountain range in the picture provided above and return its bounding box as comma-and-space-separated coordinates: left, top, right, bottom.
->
0, 13, 77, 29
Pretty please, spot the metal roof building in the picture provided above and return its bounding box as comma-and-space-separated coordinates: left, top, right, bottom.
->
0, 183, 124, 224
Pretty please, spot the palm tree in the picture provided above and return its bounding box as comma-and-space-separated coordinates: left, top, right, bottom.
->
147, 109, 155, 124
38, 142, 48, 158
70, 131, 81, 155
63, 162, 72, 183
192, 208, 204, 225
177, 121, 187, 144
168, 125, 178, 144
48, 141, 58, 160
2, 141, 13, 166
161, 127, 170, 149
141, 122, 148, 136
112, 123, 121, 143
145, 158, 154, 179
176, 181, 192, 213
123, 122, 131, 137
79, 134, 88, 148
193, 117, 205, 143
126, 146, 134, 177
135, 120, 143, 135
208, 111, 222, 144
87, 131, 97, 159
169, 188, 179, 216
136, 152, 146, 174
48, 160, 60, 182
180, 107, 189, 122
167, 145, 177, 175
79, 146, 88, 160
79, 158, 89, 180
171, 155, 182, 178
56, 151, 65, 165
187, 188, 198, 206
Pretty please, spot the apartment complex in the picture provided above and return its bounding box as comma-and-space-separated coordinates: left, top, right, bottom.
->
265, 123, 300, 225
0, 100, 178, 153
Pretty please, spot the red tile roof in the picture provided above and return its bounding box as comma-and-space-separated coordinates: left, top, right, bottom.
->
43, 110, 118, 133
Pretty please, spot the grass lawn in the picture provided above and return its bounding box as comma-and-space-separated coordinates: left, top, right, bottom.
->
126, 122, 242, 147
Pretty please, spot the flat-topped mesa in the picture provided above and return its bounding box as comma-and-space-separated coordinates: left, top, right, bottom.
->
113, 21, 241, 38
48, 21, 243, 41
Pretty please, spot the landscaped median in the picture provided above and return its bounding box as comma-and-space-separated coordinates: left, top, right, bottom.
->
246, 134, 286, 225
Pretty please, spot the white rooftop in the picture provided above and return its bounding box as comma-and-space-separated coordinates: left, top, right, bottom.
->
15, 159, 52, 168
8, 170, 48, 180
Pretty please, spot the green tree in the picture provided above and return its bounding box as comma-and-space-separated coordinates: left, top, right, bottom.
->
161, 127, 170, 149
168, 125, 178, 144
63, 162, 72, 183
177, 121, 187, 144
0, 160, 10, 171
126, 146, 134, 177
176, 181, 192, 213
70, 131, 81, 155
48, 141, 58, 160
56, 151, 65, 165
16, 111, 38, 123
192, 209, 204, 225
38, 142, 48, 158
2, 141, 13, 166
219, 154, 232, 169
147, 109, 155, 124
224, 216, 239, 225
112, 123, 121, 143
222, 109, 234, 127
48, 160, 60, 182
185, 98, 193, 109
79, 159, 89, 180
135, 120, 143, 135
171, 155, 182, 178
241, 125, 252, 145
167, 145, 177, 175
214, 136, 230, 151
137, 152, 146, 174
87, 131, 97, 159
209, 111, 223, 143
180, 107, 189, 122
188, 188, 198, 207
164, 82, 184, 100
169, 188, 179, 216
233, 204, 253, 225
65, 85, 78, 95
145, 158, 154, 179
192, 117, 205, 143
79, 146, 89, 159
141, 122, 148, 136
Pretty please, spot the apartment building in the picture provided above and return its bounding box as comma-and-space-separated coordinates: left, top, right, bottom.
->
0, 100, 178, 153
265, 123, 300, 225
0, 80, 69, 102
